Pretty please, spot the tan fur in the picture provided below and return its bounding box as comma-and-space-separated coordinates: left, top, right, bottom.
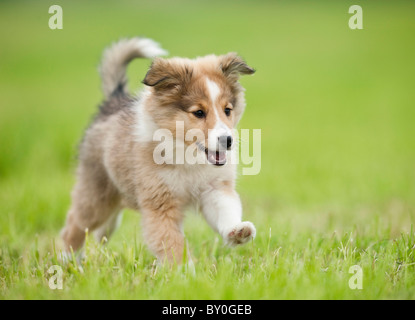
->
61, 44, 254, 264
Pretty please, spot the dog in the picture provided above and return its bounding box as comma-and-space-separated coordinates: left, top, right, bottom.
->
61, 37, 256, 264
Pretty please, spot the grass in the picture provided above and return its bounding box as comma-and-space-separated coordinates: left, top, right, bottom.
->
0, 0, 415, 299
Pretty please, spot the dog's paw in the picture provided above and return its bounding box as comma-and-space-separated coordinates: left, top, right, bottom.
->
58, 250, 73, 264
224, 221, 256, 246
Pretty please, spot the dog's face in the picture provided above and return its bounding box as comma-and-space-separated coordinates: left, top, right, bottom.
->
143, 53, 255, 166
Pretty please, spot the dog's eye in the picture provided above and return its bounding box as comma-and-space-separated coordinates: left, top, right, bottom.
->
193, 110, 205, 119
224, 108, 232, 116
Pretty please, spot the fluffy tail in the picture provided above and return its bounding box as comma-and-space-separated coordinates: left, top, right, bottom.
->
99, 38, 168, 98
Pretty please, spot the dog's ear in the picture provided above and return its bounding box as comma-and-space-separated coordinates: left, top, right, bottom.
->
142, 58, 192, 90
220, 53, 255, 80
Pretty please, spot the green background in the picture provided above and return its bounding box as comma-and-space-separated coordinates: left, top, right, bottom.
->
0, 0, 414, 299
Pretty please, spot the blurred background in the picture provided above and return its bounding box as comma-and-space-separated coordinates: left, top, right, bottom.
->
0, 0, 414, 257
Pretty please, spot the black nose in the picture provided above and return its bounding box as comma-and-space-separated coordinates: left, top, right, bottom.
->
219, 135, 233, 149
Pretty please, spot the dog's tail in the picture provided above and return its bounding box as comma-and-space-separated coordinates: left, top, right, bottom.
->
99, 37, 168, 99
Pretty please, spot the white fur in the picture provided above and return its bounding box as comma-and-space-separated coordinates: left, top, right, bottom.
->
206, 78, 220, 104
134, 88, 159, 142
205, 78, 232, 151
200, 188, 256, 246
156, 160, 234, 200
201, 188, 242, 234
134, 38, 169, 58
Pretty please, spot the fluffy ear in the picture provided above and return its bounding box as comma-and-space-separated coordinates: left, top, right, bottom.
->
142, 58, 192, 90
220, 53, 255, 79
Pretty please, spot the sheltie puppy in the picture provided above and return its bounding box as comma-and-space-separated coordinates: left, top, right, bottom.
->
61, 37, 256, 264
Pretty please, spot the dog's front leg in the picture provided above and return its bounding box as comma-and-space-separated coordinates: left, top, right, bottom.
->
141, 206, 185, 265
201, 188, 256, 246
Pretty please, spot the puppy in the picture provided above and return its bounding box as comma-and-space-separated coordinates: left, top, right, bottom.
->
61, 38, 256, 264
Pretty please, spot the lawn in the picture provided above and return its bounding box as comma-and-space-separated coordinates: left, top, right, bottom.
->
0, 0, 414, 299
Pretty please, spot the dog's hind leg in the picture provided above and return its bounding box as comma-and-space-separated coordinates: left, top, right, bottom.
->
61, 164, 121, 253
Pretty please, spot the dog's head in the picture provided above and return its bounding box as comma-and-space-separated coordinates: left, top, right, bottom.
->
143, 53, 255, 166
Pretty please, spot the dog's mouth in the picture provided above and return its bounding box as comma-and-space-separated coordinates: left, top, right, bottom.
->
197, 143, 227, 166
205, 148, 227, 166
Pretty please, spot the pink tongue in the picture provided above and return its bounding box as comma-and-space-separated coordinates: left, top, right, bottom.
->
207, 151, 226, 165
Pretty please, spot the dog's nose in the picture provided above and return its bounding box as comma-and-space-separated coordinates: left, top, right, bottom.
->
219, 135, 233, 150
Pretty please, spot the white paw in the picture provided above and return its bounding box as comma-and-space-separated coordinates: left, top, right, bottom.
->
224, 221, 256, 246
58, 250, 74, 264
58, 249, 84, 265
